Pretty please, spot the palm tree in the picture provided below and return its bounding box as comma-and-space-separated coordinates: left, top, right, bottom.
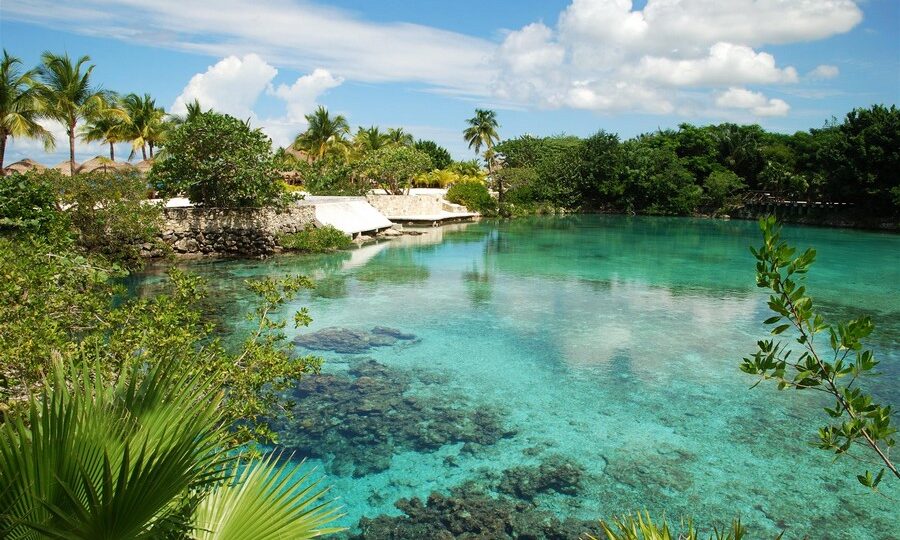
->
80, 96, 129, 160
170, 98, 206, 126
0, 357, 343, 538
122, 93, 167, 160
37, 52, 115, 173
292, 105, 350, 161
0, 50, 54, 174
353, 125, 389, 155
386, 127, 414, 147
463, 109, 500, 158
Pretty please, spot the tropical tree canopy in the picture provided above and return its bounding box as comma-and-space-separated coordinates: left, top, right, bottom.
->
121, 92, 168, 160
463, 108, 500, 156
353, 125, 389, 156
293, 105, 350, 161
0, 49, 54, 173
36, 52, 117, 170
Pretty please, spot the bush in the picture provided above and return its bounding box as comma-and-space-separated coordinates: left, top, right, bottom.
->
151, 112, 288, 207
446, 180, 496, 215
359, 145, 432, 194
703, 169, 746, 214
279, 226, 353, 253
58, 170, 163, 267
0, 171, 68, 239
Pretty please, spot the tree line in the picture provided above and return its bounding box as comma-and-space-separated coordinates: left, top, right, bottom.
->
491, 105, 899, 217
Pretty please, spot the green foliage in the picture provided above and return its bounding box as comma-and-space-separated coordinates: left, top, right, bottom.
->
743, 216, 898, 488
0, 171, 67, 237
446, 179, 496, 215
448, 159, 483, 176
151, 111, 288, 207
359, 145, 432, 194
703, 169, 746, 214
579, 130, 625, 204
414, 139, 452, 169
589, 512, 752, 540
279, 226, 353, 253
621, 136, 701, 215
297, 158, 366, 196
293, 105, 350, 161
58, 170, 163, 266
0, 356, 342, 538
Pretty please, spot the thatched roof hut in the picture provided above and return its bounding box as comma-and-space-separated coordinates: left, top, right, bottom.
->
4, 159, 46, 174
53, 160, 80, 176
79, 156, 134, 174
134, 160, 154, 174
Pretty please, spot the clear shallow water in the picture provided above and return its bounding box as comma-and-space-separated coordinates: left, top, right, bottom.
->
132, 215, 900, 539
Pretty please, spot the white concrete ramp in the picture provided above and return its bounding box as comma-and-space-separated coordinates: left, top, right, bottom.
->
304, 196, 394, 236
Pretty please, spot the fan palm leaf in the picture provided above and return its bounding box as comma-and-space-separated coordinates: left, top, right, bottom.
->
192, 453, 344, 540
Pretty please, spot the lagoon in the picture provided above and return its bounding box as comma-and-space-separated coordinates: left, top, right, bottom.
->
132, 215, 899, 538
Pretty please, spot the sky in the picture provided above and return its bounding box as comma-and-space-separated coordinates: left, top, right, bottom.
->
2, 0, 899, 165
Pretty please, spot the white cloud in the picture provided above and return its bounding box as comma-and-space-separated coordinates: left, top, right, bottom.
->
808, 64, 840, 80
171, 54, 277, 119
169, 55, 343, 149
629, 43, 798, 86
270, 69, 344, 122
715, 87, 790, 117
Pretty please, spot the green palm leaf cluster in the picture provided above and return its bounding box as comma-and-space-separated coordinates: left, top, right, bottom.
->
0, 358, 343, 539
36, 52, 117, 172
463, 109, 500, 157
293, 106, 350, 161
0, 49, 54, 173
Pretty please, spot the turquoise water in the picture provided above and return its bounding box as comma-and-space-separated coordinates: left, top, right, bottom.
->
133, 216, 900, 538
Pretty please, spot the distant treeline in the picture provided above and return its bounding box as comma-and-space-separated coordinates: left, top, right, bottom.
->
494, 105, 899, 217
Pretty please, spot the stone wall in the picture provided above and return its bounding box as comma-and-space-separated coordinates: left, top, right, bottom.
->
366, 194, 445, 217
152, 205, 316, 257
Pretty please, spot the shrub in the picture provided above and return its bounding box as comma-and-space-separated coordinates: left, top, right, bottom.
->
279, 226, 353, 253
414, 140, 452, 170
0, 171, 68, 238
359, 145, 432, 194
448, 160, 482, 176
151, 111, 288, 207
297, 159, 367, 196
58, 170, 163, 267
703, 169, 746, 214
446, 180, 496, 215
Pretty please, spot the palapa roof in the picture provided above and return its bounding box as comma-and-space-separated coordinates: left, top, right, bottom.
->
79, 156, 134, 174
134, 159, 154, 173
4, 159, 46, 174
52, 160, 81, 176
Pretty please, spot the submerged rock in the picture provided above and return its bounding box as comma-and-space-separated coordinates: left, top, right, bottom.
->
498, 455, 585, 500
350, 483, 598, 540
274, 358, 516, 477
293, 326, 418, 354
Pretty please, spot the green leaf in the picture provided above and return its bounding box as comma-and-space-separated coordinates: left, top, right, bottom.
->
771, 324, 791, 335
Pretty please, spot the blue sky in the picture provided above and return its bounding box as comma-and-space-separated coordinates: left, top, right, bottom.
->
2, 0, 898, 164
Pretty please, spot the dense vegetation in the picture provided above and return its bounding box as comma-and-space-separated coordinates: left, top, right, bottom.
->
493, 105, 899, 218
0, 171, 342, 536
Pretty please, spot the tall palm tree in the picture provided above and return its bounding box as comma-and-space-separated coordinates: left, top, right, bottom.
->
386, 127, 414, 147
170, 98, 206, 126
353, 125, 389, 155
80, 96, 129, 160
121, 93, 167, 160
463, 109, 500, 158
0, 357, 343, 538
0, 50, 54, 174
37, 52, 115, 173
292, 105, 350, 161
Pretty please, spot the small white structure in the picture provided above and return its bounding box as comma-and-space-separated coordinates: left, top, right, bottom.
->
304, 196, 394, 236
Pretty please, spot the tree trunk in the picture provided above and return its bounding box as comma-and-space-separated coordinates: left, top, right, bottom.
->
141, 144, 147, 161
69, 121, 77, 175
0, 134, 7, 176
109, 141, 115, 161
149, 142, 154, 159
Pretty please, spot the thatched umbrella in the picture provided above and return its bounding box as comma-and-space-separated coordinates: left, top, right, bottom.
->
134, 159, 154, 174
53, 160, 80, 176
4, 159, 47, 174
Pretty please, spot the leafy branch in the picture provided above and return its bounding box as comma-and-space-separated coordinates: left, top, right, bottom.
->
742, 216, 897, 489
